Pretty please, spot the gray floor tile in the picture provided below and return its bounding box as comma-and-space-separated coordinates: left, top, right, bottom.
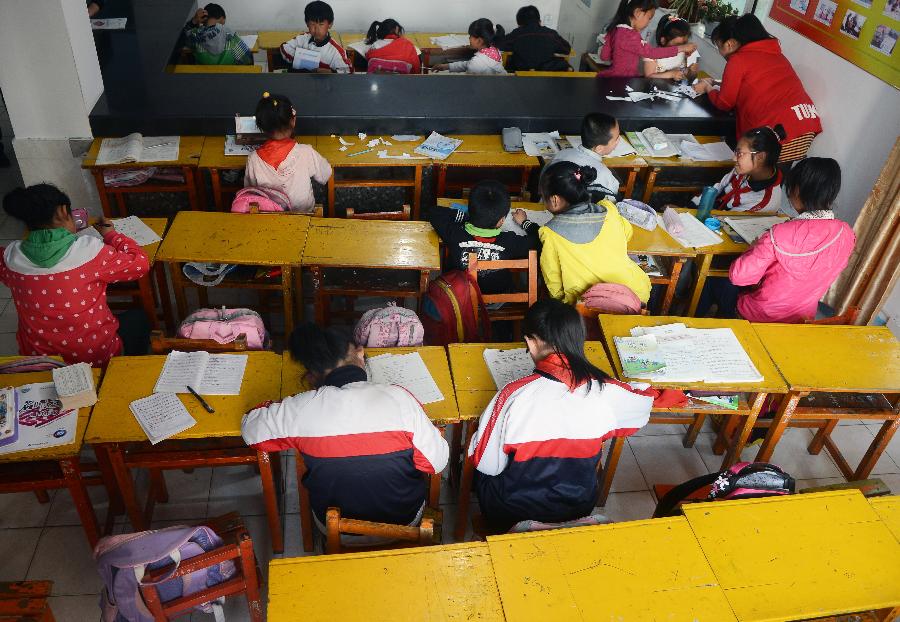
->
0, 490, 54, 528
27, 525, 102, 595
47, 595, 102, 622
0, 527, 42, 581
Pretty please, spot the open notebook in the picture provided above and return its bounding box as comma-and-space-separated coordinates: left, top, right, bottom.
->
153, 351, 248, 395
95, 134, 179, 165
366, 352, 444, 404
482, 348, 535, 390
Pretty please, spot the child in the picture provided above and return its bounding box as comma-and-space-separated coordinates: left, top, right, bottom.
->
433, 19, 507, 75
469, 299, 652, 531
692, 125, 785, 213
539, 162, 651, 305
547, 112, 622, 201
496, 5, 572, 72
244, 92, 332, 213
427, 180, 539, 294
643, 16, 698, 80
182, 4, 253, 65
364, 19, 421, 74
242, 323, 449, 533
0, 184, 150, 366
280, 1, 351, 73
599, 0, 697, 78
729, 158, 855, 323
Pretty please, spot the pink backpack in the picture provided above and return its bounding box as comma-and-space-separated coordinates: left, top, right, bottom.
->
367, 59, 413, 74
230, 186, 291, 213
354, 304, 424, 347
579, 283, 643, 315
178, 307, 268, 350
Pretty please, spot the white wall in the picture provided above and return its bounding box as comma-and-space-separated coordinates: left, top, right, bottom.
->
557, 0, 619, 56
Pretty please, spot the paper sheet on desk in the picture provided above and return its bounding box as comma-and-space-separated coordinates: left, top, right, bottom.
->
113, 216, 161, 246
430, 34, 470, 49
723, 216, 786, 244
522, 132, 561, 157
680, 141, 734, 162
483, 348, 536, 390
366, 352, 444, 404
564, 135, 636, 158
225, 135, 259, 156
130, 392, 196, 445
501, 209, 553, 236
239, 34, 258, 50
658, 212, 722, 248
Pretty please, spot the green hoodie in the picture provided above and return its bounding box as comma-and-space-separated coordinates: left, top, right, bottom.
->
20, 228, 77, 268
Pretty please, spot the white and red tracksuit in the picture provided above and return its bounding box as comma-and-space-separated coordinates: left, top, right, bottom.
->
280, 33, 351, 73
693, 169, 784, 213
468, 354, 653, 527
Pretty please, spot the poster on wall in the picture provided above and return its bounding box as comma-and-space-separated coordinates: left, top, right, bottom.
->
770, 0, 899, 88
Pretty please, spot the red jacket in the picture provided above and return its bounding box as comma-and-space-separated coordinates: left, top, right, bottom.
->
708, 39, 822, 142
366, 35, 421, 74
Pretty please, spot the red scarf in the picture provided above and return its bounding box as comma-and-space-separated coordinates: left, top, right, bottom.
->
256, 138, 295, 169
716, 169, 782, 212
535, 353, 586, 391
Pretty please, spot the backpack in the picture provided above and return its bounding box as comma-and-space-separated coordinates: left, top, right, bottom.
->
421, 271, 491, 346
367, 58, 412, 74
653, 462, 795, 518
578, 282, 643, 315
94, 525, 235, 622
178, 307, 268, 350
354, 303, 424, 347
230, 186, 291, 213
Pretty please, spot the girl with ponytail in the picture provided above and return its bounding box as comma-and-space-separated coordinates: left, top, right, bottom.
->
433, 18, 507, 74
537, 161, 651, 305
363, 18, 420, 73
643, 15, 699, 80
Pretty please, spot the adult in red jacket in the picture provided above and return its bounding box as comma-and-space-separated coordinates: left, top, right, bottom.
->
694, 15, 822, 162
364, 18, 420, 74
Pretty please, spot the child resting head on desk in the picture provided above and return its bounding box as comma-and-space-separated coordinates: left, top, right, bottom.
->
547, 112, 622, 202
243, 92, 332, 214
241, 323, 449, 535
433, 19, 508, 74
182, 3, 253, 66
538, 161, 651, 305
280, 0, 351, 73
468, 299, 653, 532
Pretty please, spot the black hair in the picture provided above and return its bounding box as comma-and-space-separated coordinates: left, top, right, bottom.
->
524, 299, 610, 388
254, 92, 294, 137
540, 161, 597, 206
469, 18, 502, 46
289, 322, 356, 379
711, 14, 772, 45
365, 19, 404, 45
516, 5, 541, 26
581, 112, 618, 150
304, 0, 334, 24
743, 125, 785, 168
468, 180, 511, 228
784, 157, 841, 212
656, 15, 691, 45
3, 184, 71, 230
606, 0, 658, 33
710, 15, 738, 45
204, 3, 225, 19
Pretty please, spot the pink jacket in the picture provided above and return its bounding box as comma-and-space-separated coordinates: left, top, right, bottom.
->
729, 213, 855, 323
244, 143, 332, 213
599, 25, 679, 78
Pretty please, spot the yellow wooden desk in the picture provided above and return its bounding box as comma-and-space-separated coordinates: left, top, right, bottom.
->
267, 543, 505, 621
86, 351, 285, 551
171, 64, 262, 73
487, 517, 736, 621
683, 491, 900, 621
82, 137, 205, 217
156, 211, 311, 335
301, 218, 440, 325
257, 30, 301, 68
750, 324, 900, 481
436, 135, 540, 199
0, 363, 102, 547
414, 33, 472, 67
871, 495, 900, 543
198, 135, 319, 211
640, 135, 734, 204
315, 134, 427, 218
515, 71, 595, 77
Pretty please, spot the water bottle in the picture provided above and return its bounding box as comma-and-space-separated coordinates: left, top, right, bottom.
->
696, 186, 717, 222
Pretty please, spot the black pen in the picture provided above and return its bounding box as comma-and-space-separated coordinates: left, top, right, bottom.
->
186, 385, 215, 413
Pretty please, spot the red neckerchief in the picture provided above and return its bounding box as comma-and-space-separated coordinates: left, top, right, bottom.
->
256, 138, 295, 169
384, 33, 399, 40
535, 353, 585, 391
716, 169, 782, 212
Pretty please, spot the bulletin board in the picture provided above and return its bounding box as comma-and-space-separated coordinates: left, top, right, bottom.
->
770, 0, 900, 88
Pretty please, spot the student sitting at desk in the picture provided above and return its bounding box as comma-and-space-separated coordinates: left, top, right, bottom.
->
244, 92, 332, 214
280, 1, 351, 73
547, 112, 621, 201
643, 16, 698, 80
0, 184, 150, 366
496, 5, 571, 72
468, 300, 653, 531
182, 4, 253, 65
433, 19, 507, 74
241, 323, 449, 534
364, 18, 420, 74
538, 162, 651, 305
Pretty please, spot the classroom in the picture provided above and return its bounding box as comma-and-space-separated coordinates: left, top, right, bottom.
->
0, 0, 898, 620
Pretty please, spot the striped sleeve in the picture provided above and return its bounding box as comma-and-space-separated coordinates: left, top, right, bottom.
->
468, 375, 540, 475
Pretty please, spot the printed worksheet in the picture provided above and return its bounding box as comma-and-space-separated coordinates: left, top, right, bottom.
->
500, 209, 553, 236
129, 392, 197, 444
113, 216, 162, 246
483, 348, 535, 389
366, 353, 444, 404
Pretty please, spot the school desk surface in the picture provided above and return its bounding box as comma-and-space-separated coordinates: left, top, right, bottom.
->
88, 0, 735, 136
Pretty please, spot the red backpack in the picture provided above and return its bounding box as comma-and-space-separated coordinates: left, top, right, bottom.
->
421, 271, 491, 345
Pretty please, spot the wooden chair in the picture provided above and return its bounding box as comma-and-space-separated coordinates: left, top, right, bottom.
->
0, 581, 55, 621
149, 330, 249, 355
138, 513, 263, 622
346, 204, 411, 220
575, 302, 649, 341
325, 507, 437, 555
244, 203, 324, 217
466, 250, 538, 338
805, 306, 861, 326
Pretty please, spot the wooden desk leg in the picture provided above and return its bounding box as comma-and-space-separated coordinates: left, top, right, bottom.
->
449, 422, 463, 487
853, 416, 899, 481
137, 274, 158, 330
453, 420, 477, 542
660, 257, 685, 315
256, 450, 284, 554
92, 170, 114, 218
623, 167, 639, 199
310, 266, 325, 326
755, 392, 804, 464
59, 456, 100, 548
808, 420, 838, 454
93, 444, 124, 535
519, 166, 532, 199
687, 253, 714, 317
642, 167, 660, 204
293, 265, 303, 324
417, 271, 430, 314
103, 443, 147, 531
210, 168, 224, 211
597, 436, 625, 507
413, 165, 423, 220
720, 392, 768, 469
279, 265, 294, 336
184, 167, 201, 211
327, 178, 336, 218
169, 262, 189, 324
295, 451, 314, 552
153, 263, 175, 333
436, 165, 448, 198
428, 468, 441, 510
115, 192, 128, 218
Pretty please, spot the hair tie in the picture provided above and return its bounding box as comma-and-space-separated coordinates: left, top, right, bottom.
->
574, 170, 582, 181
667, 14, 680, 21
263, 91, 270, 98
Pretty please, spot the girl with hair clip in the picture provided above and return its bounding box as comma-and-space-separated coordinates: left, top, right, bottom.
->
363, 18, 421, 73
538, 161, 651, 305
243, 92, 332, 213
643, 15, 699, 80
468, 299, 653, 531
433, 19, 507, 74
599, 0, 696, 77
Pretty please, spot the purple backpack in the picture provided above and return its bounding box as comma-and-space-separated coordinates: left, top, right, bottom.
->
94, 525, 235, 622
354, 304, 424, 348
230, 186, 290, 213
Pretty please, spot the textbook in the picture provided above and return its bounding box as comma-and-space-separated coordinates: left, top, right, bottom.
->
52, 363, 97, 412
614, 335, 667, 377
0, 387, 17, 449
0, 382, 78, 456
95, 134, 180, 165
483, 348, 536, 390
366, 352, 444, 404
153, 351, 248, 396
723, 216, 787, 244
414, 132, 463, 160
130, 392, 197, 444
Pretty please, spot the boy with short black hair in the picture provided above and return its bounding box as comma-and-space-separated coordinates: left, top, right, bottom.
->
496, 4, 572, 71
182, 3, 253, 65
427, 180, 539, 294
280, 1, 351, 73
547, 112, 622, 201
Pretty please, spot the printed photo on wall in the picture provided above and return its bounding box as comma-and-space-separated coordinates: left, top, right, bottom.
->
790, 0, 811, 14
870, 24, 898, 54
884, 0, 900, 20
840, 9, 867, 38
813, 0, 838, 25
852, 0, 873, 7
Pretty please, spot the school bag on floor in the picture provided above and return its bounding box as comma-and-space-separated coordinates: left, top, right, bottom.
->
354, 303, 424, 347
421, 271, 491, 346
94, 525, 235, 622
178, 307, 269, 350
230, 186, 291, 213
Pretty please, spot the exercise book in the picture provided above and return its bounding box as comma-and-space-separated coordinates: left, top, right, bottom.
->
483, 348, 536, 390
366, 352, 444, 404
153, 351, 248, 395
